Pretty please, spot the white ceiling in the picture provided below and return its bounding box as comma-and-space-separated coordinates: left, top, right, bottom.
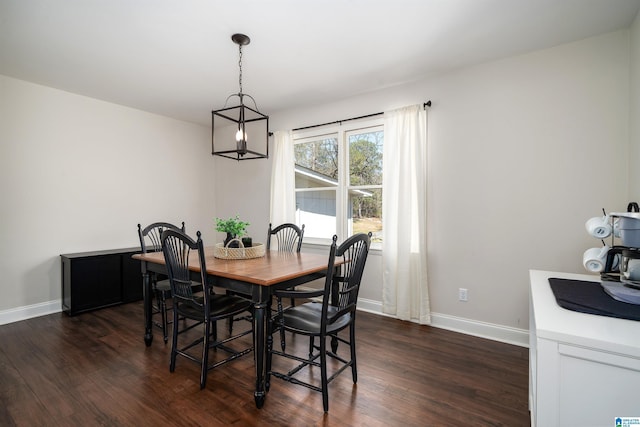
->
1, 0, 639, 126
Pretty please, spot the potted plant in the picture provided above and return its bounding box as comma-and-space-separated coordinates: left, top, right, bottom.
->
215, 215, 250, 247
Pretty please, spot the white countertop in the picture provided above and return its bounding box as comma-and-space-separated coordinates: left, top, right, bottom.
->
530, 269, 640, 358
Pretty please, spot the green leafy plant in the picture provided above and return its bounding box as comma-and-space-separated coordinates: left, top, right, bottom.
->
215, 215, 250, 237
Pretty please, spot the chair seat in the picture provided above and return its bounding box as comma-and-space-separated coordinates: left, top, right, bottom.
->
156, 278, 202, 293
177, 294, 252, 322
155, 279, 172, 293
282, 302, 351, 335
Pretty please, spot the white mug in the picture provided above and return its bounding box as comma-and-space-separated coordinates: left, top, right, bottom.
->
582, 246, 609, 273
585, 216, 612, 239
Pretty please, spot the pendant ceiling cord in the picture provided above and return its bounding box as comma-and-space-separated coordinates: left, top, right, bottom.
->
238, 43, 243, 96
291, 100, 431, 132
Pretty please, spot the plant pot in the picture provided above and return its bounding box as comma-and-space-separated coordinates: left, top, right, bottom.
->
224, 232, 240, 248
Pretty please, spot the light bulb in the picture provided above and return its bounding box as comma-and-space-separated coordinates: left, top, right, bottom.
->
236, 127, 248, 155
235, 128, 247, 142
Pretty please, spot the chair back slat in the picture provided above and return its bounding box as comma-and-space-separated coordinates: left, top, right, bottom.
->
267, 223, 305, 252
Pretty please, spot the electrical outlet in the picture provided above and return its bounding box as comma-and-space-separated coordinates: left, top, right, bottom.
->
458, 288, 468, 302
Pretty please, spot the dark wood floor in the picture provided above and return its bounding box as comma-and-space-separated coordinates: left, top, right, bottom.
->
0, 302, 530, 426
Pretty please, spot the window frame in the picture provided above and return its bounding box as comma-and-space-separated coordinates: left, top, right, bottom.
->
293, 117, 384, 248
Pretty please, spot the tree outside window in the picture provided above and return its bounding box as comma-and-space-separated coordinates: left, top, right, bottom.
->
294, 121, 383, 245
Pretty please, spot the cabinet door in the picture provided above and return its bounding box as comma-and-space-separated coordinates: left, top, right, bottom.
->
557, 344, 640, 426
71, 255, 122, 312
121, 252, 143, 303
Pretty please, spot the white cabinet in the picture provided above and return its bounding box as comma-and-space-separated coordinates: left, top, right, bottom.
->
529, 270, 640, 427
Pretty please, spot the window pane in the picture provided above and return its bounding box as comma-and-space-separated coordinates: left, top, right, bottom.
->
295, 168, 336, 189
349, 188, 382, 243
294, 137, 338, 179
296, 190, 336, 239
349, 131, 383, 186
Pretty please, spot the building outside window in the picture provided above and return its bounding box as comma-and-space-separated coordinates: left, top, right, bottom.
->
293, 118, 383, 247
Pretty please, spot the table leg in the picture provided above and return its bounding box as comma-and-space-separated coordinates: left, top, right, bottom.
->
143, 271, 153, 347
265, 298, 273, 392
253, 301, 267, 408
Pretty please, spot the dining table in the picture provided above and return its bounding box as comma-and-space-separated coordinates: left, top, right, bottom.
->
132, 246, 335, 408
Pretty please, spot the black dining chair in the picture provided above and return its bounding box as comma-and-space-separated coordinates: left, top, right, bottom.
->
228, 222, 306, 336
137, 221, 186, 343
266, 232, 371, 412
161, 228, 253, 389
266, 223, 305, 349
266, 223, 305, 253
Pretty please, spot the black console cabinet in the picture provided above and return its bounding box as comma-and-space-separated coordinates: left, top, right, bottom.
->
61, 247, 143, 316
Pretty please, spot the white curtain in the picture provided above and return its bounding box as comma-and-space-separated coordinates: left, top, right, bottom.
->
269, 130, 296, 225
382, 104, 430, 324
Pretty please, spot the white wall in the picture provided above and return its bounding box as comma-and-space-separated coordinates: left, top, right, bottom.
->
0, 75, 214, 316
212, 154, 273, 243
217, 31, 630, 341
630, 13, 640, 200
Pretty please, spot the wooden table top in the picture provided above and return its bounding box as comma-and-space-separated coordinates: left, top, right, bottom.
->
133, 247, 332, 286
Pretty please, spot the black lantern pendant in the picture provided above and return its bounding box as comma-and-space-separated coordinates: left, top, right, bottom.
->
212, 33, 269, 160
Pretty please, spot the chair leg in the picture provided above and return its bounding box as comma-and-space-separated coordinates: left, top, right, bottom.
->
320, 336, 329, 412
200, 320, 210, 389
277, 298, 287, 352
350, 322, 357, 383
169, 307, 179, 373
160, 292, 168, 343
279, 324, 286, 352
308, 336, 315, 359
153, 288, 163, 320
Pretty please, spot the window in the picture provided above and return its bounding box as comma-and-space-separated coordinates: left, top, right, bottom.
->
294, 118, 383, 246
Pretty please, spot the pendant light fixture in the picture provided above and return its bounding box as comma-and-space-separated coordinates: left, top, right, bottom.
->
211, 33, 269, 160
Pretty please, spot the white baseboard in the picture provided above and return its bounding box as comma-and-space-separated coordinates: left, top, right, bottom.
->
0, 299, 62, 326
357, 297, 529, 348
1, 297, 529, 348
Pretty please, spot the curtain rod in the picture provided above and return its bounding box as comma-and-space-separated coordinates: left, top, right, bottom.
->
291, 100, 431, 132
